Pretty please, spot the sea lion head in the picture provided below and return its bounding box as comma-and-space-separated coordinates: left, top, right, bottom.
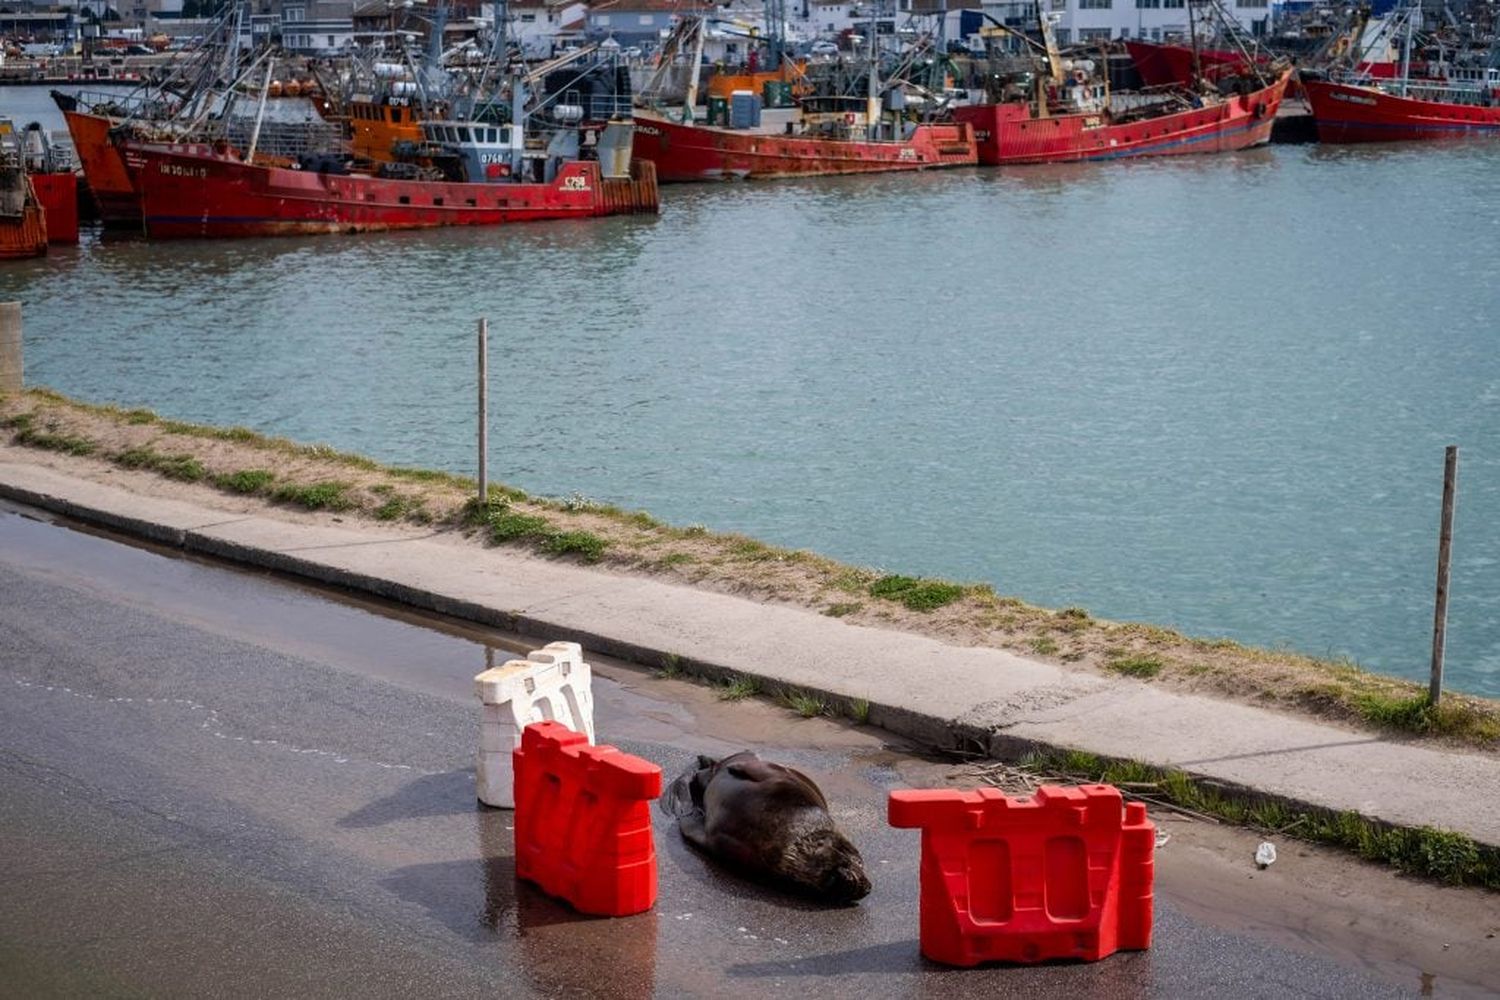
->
783, 828, 872, 904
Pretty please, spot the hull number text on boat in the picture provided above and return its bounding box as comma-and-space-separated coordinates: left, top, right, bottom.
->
562, 175, 592, 191
159, 163, 208, 179
1082, 116, 1104, 129
899, 148, 918, 160
1331, 92, 1378, 106
636, 125, 661, 137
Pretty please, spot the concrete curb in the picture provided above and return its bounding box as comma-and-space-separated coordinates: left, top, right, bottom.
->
4, 469, 1500, 859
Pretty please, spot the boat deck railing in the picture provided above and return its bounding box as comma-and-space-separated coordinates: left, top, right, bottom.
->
1392, 82, 1496, 106
589, 94, 634, 119
217, 119, 349, 160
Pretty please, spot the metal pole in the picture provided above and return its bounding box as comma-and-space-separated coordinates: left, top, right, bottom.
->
477, 318, 489, 510
246, 56, 274, 164
1429, 445, 1458, 705
0, 301, 21, 393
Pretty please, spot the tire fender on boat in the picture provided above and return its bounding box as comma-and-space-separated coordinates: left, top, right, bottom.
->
1253, 101, 1268, 119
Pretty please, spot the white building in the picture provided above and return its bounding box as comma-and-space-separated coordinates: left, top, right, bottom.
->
497, 0, 588, 59
977, 0, 1273, 45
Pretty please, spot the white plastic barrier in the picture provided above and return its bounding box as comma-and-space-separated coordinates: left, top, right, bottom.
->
474, 641, 596, 808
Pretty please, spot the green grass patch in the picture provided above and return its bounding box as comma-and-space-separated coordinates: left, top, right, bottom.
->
1349, 692, 1500, 742
212, 469, 276, 495
823, 602, 862, 618
658, 552, 696, 568
781, 689, 827, 719
1030, 637, 1058, 655
114, 446, 206, 483
1106, 654, 1164, 679
271, 481, 354, 512
846, 698, 871, 724
374, 494, 426, 522
652, 652, 683, 679
717, 675, 760, 701
868, 575, 966, 612
489, 510, 552, 542
123, 408, 156, 425
728, 538, 778, 562
541, 530, 608, 563
14, 426, 97, 456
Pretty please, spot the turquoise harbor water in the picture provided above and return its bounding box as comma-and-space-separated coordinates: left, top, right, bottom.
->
4, 86, 1499, 696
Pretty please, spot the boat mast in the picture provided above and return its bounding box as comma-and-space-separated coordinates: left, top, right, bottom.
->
1186, 0, 1203, 86
1399, 2, 1414, 97
1035, 4, 1063, 119
246, 56, 274, 164
766, 0, 785, 72
866, 2, 880, 138
683, 17, 707, 123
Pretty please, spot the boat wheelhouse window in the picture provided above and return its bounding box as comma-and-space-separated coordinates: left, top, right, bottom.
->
499, 126, 511, 144
485, 127, 498, 143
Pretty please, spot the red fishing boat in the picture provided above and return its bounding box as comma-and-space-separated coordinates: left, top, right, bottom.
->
1302, 69, 1500, 142
631, 14, 975, 181
960, 12, 1290, 165
53, 93, 141, 225
952, 66, 1291, 165
631, 109, 976, 181
16, 122, 78, 243
118, 118, 657, 239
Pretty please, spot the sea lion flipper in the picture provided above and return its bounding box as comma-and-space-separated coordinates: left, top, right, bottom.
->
724, 759, 830, 811
677, 811, 711, 852
779, 766, 830, 810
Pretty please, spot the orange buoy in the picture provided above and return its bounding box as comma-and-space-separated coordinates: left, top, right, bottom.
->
284, 79, 302, 98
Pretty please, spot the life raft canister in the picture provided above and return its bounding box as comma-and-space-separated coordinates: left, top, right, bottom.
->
1073, 69, 1087, 85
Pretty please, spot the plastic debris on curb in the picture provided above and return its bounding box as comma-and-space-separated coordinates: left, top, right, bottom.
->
1255, 842, 1277, 869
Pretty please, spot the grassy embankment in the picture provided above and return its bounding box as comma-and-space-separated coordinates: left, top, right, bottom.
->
2, 387, 1498, 755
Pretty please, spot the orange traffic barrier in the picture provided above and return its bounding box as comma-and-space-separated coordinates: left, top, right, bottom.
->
888, 783, 1154, 965
513, 721, 662, 917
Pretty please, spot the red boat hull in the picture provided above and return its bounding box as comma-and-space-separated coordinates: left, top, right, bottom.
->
122, 142, 658, 239
1302, 79, 1500, 143
30, 171, 78, 243
0, 175, 47, 259
630, 115, 977, 181
951, 71, 1289, 165
62, 109, 140, 226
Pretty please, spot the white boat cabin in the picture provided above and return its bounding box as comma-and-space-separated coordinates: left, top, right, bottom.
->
420, 120, 527, 182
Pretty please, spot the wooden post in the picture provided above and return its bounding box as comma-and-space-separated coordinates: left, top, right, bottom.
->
1430, 445, 1458, 706
0, 301, 21, 392
477, 318, 489, 510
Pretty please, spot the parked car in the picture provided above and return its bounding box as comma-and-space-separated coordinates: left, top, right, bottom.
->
809, 40, 839, 56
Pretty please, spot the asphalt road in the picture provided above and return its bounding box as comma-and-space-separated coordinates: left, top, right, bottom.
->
1, 503, 1493, 998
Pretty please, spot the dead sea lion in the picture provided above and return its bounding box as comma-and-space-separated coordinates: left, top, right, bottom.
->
665, 751, 872, 904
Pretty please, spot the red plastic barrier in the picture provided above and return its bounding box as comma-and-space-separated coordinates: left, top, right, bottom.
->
888, 783, 1154, 965
512, 720, 662, 917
